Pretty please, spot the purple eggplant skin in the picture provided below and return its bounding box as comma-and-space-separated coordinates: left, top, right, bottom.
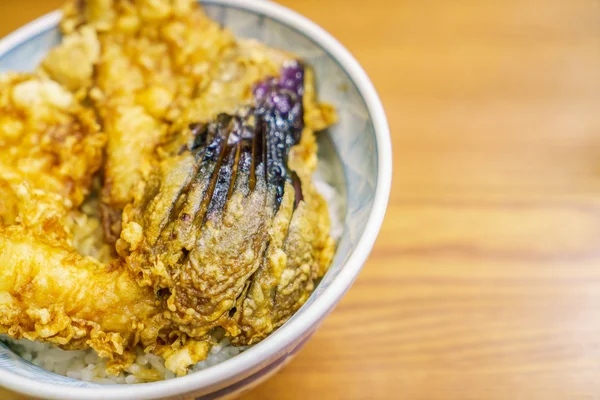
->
188, 60, 307, 218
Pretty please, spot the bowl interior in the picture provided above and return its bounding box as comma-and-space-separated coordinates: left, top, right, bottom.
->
0, 1, 378, 388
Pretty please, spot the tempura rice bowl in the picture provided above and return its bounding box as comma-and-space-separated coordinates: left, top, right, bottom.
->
0, 0, 391, 398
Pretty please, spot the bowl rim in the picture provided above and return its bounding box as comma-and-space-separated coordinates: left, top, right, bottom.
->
0, 0, 392, 398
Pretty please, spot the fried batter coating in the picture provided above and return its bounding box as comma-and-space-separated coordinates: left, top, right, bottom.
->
0, 220, 156, 373
0, 73, 211, 376
0, 73, 105, 210
0, 201, 211, 376
0, 0, 338, 378
41, 0, 304, 244
119, 63, 336, 344
0, 180, 212, 376
231, 67, 336, 345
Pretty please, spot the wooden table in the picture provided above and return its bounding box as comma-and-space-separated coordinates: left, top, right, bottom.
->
2, 0, 600, 398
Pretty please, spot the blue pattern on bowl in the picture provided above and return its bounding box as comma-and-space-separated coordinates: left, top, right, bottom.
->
0, 0, 378, 392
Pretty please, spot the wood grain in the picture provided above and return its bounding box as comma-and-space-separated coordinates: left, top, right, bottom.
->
2, 0, 600, 399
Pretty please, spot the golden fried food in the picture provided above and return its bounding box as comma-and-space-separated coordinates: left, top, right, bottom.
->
0, 219, 156, 374
42, 0, 231, 241
0, 72, 211, 376
0, 73, 105, 212
43, 0, 289, 243
231, 67, 336, 345
0, 199, 211, 376
119, 62, 336, 344
0, 0, 338, 379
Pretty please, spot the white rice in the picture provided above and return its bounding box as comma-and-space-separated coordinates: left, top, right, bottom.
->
0, 173, 343, 384
0, 336, 241, 384
313, 164, 345, 241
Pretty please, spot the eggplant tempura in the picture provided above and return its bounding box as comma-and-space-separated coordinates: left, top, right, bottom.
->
0, 0, 337, 378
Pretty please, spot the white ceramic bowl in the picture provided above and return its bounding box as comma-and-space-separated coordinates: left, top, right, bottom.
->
0, 1, 391, 398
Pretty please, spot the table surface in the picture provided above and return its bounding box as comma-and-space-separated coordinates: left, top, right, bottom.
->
2, 0, 600, 399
